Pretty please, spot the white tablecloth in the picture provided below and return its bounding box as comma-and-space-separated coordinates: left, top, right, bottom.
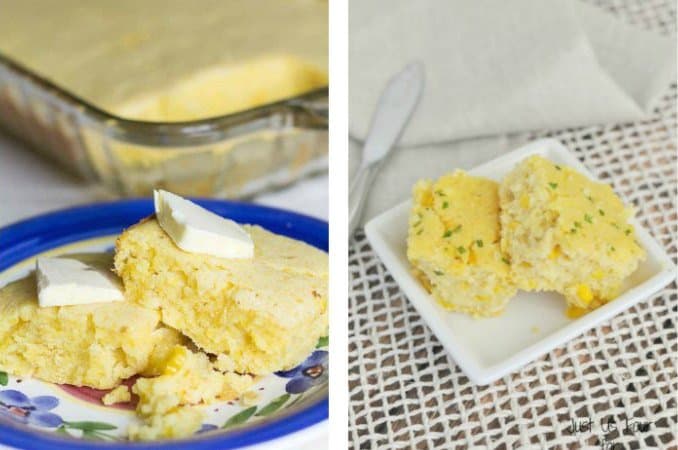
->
349, 0, 676, 226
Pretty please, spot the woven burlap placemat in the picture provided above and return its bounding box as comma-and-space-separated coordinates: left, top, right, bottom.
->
348, 2, 677, 448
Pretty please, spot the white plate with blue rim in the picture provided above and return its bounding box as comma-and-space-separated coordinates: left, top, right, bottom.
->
365, 138, 675, 385
0, 199, 328, 449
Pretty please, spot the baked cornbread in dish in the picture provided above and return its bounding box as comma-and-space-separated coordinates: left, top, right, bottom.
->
0, 0, 327, 121
499, 155, 646, 316
0, 260, 182, 389
118, 55, 327, 122
114, 218, 329, 374
406, 171, 517, 317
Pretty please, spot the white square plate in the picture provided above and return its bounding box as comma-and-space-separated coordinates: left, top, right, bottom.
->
365, 139, 675, 385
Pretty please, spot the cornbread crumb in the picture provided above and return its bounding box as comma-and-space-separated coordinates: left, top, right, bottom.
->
133, 345, 253, 415
102, 385, 131, 405
499, 155, 645, 313
407, 171, 517, 317
115, 218, 328, 374
128, 406, 204, 441
130, 345, 253, 441
214, 354, 236, 373
0, 262, 181, 389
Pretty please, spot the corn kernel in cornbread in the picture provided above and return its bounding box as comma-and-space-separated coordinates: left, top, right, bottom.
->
499, 155, 645, 312
140, 327, 188, 377
129, 345, 253, 440
407, 171, 517, 317
114, 218, 328, 374
0, 267, 181, 389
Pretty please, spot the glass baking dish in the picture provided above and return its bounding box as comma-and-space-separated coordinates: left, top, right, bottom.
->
0, 53, 328, 198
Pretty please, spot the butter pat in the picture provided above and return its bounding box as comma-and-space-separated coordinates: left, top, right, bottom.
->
36, 257, 124, 307
153, 190, 253, 259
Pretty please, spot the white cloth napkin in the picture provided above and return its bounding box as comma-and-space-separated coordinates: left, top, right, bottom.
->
349, 0, 676, 225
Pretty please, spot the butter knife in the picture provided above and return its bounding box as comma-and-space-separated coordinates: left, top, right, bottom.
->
349, 62, 425, 237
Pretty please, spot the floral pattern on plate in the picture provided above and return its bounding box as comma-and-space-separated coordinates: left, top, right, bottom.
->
276, 350, 329, 394
0, 390, 62, 428
0, 334, 328, 441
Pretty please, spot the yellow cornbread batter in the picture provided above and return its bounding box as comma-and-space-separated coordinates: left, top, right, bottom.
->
0, 269, 181, 390
407, 171, 517, 317
499, 155, 645, 314
114, 218, 329, 375
0, 0, 327, 121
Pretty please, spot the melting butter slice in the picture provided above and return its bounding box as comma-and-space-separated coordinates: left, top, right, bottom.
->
153, 189, 254, 259
36, 257, 124, 307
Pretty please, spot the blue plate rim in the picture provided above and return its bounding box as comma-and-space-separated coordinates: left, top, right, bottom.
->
0, 199, 329, 450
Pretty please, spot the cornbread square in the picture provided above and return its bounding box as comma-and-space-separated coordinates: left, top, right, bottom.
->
499, 155, 645, 315
114, 218, 328, 374
0, 256, 182, 389
407, 171, 517, 317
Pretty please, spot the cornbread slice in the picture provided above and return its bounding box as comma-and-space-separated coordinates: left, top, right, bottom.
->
499, 155, 645, 315
129, 345, 253, 440
114, 218, 328, 374
407, 171, 517, 317
0, 256, 182, 389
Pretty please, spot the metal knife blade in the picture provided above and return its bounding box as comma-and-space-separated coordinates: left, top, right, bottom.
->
349, 62, 425, 236
360, 61, 425, 167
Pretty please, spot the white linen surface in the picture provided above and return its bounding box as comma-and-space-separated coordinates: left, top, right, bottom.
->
349, 0, 676, 224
